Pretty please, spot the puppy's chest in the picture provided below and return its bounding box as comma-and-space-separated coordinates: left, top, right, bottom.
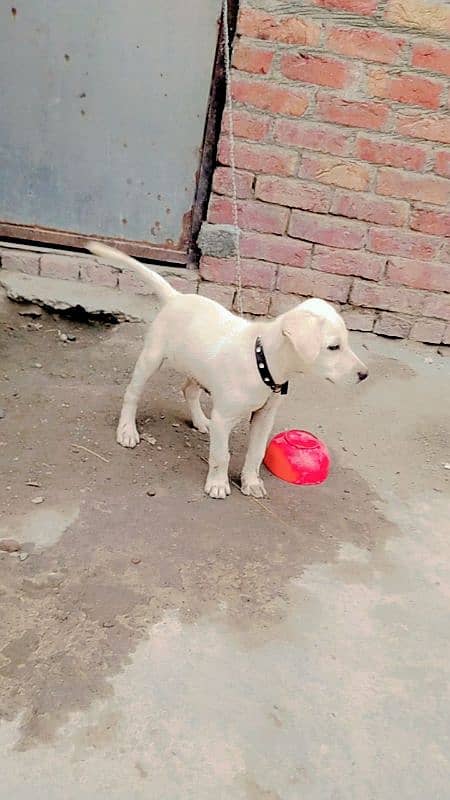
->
229, 382, 273, 416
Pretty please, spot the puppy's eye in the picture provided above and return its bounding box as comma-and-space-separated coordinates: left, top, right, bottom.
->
328, 344, 340, 351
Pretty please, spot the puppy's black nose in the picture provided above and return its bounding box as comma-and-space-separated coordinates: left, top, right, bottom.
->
358, 371, 368, 382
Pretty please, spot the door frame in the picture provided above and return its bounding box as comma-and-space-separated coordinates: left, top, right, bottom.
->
0, 1, 239, 266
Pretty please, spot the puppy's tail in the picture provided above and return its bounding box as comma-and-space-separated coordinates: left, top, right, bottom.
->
86, 241, 177, 305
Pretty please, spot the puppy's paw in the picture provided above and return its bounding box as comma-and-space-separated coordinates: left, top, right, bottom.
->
194, 421, 209, 434
240, 475, 267, 499
117, 421, 140, 448
204, 476, 231, 500
192, 416, 209, 434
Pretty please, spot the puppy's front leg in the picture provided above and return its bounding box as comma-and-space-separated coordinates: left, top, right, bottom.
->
241, 395, 281, 498
204, 409, 234, 500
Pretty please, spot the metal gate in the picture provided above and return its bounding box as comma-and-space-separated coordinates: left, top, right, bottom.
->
0, 0, 223, 263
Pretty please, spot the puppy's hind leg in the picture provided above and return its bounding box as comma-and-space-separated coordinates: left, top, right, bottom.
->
117, 330, 164, 448
182, 379, 209, 433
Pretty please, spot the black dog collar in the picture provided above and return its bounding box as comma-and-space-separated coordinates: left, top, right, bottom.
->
255, 337, 289, 395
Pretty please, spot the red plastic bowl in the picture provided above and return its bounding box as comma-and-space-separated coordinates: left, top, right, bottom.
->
264, 430, 330, 486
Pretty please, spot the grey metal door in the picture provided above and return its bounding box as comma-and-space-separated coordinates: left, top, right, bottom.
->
0, 1, 222, 262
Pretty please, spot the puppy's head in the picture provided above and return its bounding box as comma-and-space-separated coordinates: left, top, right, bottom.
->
282, 298, 368, 385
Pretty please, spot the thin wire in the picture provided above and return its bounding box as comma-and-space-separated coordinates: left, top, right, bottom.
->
222, 0, 243, 316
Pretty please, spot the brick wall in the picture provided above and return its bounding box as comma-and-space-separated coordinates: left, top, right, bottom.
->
199, 0, 450, 344
0, 247, 199, 296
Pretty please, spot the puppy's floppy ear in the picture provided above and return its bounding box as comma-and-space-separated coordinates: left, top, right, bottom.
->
282, 310, 323, 364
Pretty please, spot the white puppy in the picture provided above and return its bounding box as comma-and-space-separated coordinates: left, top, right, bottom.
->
87, 243, 368, 499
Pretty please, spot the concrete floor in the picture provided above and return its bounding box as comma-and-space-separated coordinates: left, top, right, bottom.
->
0, 288, 449, 800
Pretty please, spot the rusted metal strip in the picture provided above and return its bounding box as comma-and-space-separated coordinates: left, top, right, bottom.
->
0, 222, 188, 264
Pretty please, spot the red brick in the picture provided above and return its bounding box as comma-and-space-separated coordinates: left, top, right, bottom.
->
374, 312, 412, 337
208, 195, 288, 235
166, 275, 198, 295
299, 154, 372, 190
327, 27, 405, 64
410, 207, 450, 235
255, 175, 331, 212
198, 281, 235, 310
236, 287, 271, 315
280, 53, 352, 89
368, 67, 444, 110
232, 42, 274, 75
410, 318, 446, 343
270, 292, 299, 316
356, 135, 427, 171
377, 167, 450, 205
240, 231, 312, 268
277, 266, 351, 301
387, 256, 450, 292
218, 138, 298, 177
273, 119, 351, 156
289, 210, 366, 249
238, 7, 321, 45
317, 93, 389, 131
395, 111, 450, 145
331, 190, 408, 226
1, 250, 40, 276
412, 41, 450, 77
232, 78, 309, 117
222, 108, 270, 142
384, 0, 450, 36
342, 309, 376, 331
200, 256, 277, 290
41, 254, 82, 281
422, 293, 450, 320
212, 167, 254, 199
313, 0, 377, 14
350, 279, 424, 314
435, 150, 450, 178
312, 244, 385, 280
368, 227, 440, 260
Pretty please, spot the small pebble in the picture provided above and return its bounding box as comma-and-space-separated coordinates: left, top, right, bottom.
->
172, 423, 180, 428
131, 557, 141, 565
26, 480, 41, 488
0, 408, 5, 420
102, 621, 115, 628
33, 363, 43, 369
146, 489, 156, 497
19, 552, 29, 561
444, 463, 450, 470
31, 496, 45, 504
66, 333, 77, 342
0, 538, 21, 553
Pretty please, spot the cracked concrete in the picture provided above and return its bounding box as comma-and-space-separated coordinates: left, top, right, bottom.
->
0, 288, 449, 799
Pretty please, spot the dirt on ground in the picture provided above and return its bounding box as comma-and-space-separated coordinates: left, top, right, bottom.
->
0, 289, 449, 800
